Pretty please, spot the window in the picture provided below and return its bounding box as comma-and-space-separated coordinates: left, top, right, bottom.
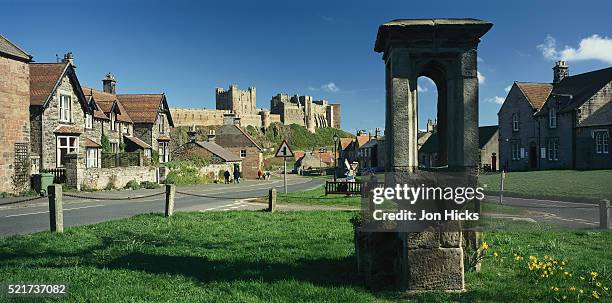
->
122, 123, 129, 135
158, 142, 169, 163
144, 148, 151, 158
240, 149, 247, 158
511, 142, 520, 160
595, 130, 609, 154
549, 107, 557, 128
512, 113, 519, 132
56, 136, 78, 167
547, 138, 559, 161
86, 148, 98, 168
85, 113, 93, 129
59, 95, 71, 122
158, 113, 165, 134
110, 113, 116, 131
111, 142, 119, 153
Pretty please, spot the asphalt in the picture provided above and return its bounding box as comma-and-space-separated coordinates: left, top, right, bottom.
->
483, 195, 603, 229
0, 176, 325, 237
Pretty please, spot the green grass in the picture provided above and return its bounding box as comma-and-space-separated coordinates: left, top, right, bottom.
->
1, 211, 610, 302
480, 170, 612, 202
275, 185, 361, 207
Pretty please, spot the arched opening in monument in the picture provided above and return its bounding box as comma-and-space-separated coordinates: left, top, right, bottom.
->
417, 60, 448, 168
416, 75, 439, 168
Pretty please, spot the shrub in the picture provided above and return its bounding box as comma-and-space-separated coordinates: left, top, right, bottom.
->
124, 180, 141, 190
140, 181, 160, 189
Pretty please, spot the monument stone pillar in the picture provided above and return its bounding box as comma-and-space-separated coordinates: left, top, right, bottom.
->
371, 18, 492, 291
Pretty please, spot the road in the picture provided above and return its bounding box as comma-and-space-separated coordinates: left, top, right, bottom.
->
484, 195, 603, 229
0, 177, 324, 237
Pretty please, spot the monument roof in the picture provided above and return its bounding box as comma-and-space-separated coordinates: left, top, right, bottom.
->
374, 18, 493, 52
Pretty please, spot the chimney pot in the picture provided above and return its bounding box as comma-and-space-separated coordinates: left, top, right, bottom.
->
553, 61, 569, 84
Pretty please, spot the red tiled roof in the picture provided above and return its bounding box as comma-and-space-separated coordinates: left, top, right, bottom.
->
340, 138, 353, 150
82, 87, 132, 123
30, 63, 68, 106
116, 94, 165, 124
294, 150, 305, 161
53, 125, 82, 134
83, 137, 101, 148
516, 82, 553, 111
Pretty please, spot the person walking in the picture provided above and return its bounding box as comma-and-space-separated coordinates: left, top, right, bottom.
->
224, 170, 231, 184
233, 169, 241, 184
257, 169, 263, 180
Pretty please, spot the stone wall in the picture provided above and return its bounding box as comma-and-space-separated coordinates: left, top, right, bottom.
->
82, 166, 158, 190
479, 130, 499, 170
575, 125, 612, 169
170, 108, 225, 127
498, 85, 539, 171
226, 146, 261, 179
0, 56, 30, 192
537, 110, 574, 170
577, 82, 612, 126
216, 85, 256, 115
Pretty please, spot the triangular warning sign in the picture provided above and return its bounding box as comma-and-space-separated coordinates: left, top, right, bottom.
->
275, 140, 294, 157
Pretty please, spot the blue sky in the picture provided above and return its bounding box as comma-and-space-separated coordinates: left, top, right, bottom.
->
2, 0, 611, 133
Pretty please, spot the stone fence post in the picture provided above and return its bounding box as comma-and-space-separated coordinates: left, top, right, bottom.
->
600, 199, 610, 229
165, 184, 176, 217
48, 184, 63, 233
268, 188, 277, 212
64, 152, 83, 191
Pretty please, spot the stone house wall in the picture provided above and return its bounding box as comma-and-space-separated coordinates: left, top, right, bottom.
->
498, 86, 539, 171
479, 130, 499, 170
0, 56, 30, 192
576, 82, 612, 126
537, 109, 574, 170
226, 146, 261, 179
34, 73, 86, 170
575, 125, 612, 169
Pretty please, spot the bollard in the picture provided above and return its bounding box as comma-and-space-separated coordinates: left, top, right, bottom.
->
48, 184, 64, 233
600, 199, 610, 229
165, 184, 176, 217
268, 188, 277, 212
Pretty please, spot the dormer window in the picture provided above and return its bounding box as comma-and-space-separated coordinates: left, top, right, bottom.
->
549, 106, 557, 128
59, 95, 71, 122
158, 113, 165, 134
85, 113, 93, 129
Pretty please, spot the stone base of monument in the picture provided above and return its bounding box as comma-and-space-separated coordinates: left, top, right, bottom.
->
354, 225, 465, 291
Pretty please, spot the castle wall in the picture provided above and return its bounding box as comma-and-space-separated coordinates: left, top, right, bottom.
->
170, 108, 225, 127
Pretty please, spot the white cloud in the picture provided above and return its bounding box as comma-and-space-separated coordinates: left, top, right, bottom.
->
504, 85, 512, 93
417, 85, 428, 93
477, 71, 485, 84
321, 82, 340, 92
537, 34, 612, 64
307, 86, 318, 91
486, 96, 505, 105
477, 56, 484, 63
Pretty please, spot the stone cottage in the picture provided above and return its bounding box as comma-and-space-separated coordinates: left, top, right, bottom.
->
0, 34, 32, 193
29, 55, 92, 172
499, 61, 611, 170
172, 130, 242, 180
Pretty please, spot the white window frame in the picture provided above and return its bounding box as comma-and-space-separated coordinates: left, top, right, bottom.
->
56, 136, 79, 167
547, 138, 559, 161
158, 142, 169, 163
110, 113, 116, 131
240, 149, 247, 158
85, 113, 93, 129
549, 107, 557, 129
512, 113, 519, 132
595, 130, 609, 154
86, 147, 99, 168
144, 148, 151, 158
122, 123, 129, 135
111, 142, 119, 153
158, 113, 165, 134
511, 142, 520, 160
59, 95, 72, 122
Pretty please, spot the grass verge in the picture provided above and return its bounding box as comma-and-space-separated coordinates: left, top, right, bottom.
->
0, 211, 610, 302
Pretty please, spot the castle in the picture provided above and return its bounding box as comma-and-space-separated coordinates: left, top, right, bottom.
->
171, 84, 340, 132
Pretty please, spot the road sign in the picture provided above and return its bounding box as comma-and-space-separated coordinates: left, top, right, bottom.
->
274, 140, 293, 193
275, 140, 294, 158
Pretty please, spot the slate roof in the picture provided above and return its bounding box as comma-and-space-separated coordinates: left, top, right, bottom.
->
123, 135, 152, 149
195, 141, 242, 162
0, 34, 32, 62
515, 82, 553, 111
29, 63, 69, 106
116, 94, 169, 124
420, 126, 498, 154
549, 67, 612, 113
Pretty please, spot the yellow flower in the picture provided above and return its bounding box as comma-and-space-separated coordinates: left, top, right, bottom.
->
562, 295, 567, 300
591, 271, 598, 279
554, 287, 559, 292
493, 252, 498, 257
604, 287, 608, 291
569, 286, 576, 292
592, 291, 599, 299
480, 242, 489, 250
579, 289, 584, 294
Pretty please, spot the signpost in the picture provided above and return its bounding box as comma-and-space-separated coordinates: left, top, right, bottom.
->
275, 140, 294, 193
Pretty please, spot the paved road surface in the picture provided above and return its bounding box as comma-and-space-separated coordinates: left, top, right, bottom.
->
0, 177, 324, 237
484, 195, 603, 229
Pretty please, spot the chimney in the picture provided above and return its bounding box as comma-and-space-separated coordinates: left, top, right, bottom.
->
553, 61, 569, 84
187, 125, 197, 143
375, 127, 381, 138
102, 73, 116, 94
207, 130, 216, 143
61, 52, 75, 67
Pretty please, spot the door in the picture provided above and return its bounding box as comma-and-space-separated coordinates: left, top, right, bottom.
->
529, 142, 537, 169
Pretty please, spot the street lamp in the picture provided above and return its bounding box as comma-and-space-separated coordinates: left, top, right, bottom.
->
332, 134, 339, 181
